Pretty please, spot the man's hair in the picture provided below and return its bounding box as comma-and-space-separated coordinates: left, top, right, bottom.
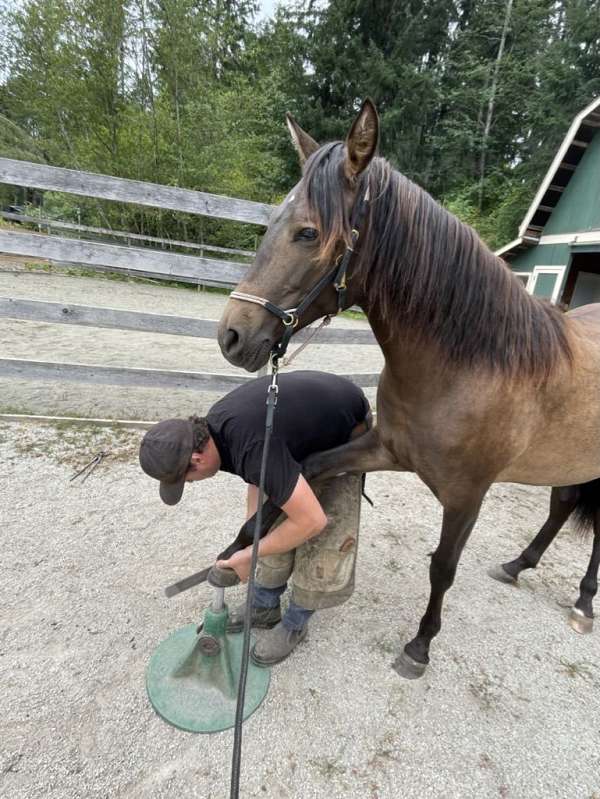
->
189, 415, 210, 452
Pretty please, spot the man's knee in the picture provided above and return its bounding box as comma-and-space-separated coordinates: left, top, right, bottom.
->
350, 406, 373, 439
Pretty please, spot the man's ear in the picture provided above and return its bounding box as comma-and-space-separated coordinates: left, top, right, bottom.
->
286, 113, 320, 166
190, 452, 203, 465
344, 98, 379, 182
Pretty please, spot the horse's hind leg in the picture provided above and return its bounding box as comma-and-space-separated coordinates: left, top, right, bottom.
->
488, 486, 578, 585
570, 518, 600, 635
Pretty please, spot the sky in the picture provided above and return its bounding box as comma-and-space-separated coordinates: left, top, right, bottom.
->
258, 0, 280, 20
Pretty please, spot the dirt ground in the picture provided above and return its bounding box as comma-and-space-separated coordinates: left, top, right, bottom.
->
1, 258, 599, 798
2, 421, 600, 799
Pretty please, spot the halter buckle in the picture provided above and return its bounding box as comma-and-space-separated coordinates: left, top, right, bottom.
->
282, 310, 298, 327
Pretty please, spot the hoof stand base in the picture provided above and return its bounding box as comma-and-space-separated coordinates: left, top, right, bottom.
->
147, 605, 270, 733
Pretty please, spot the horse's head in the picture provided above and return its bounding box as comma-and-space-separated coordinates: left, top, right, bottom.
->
218, 99, 379, 371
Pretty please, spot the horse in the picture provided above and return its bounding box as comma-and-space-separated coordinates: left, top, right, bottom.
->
490, 482, 600, 635
217, 98, 600, 679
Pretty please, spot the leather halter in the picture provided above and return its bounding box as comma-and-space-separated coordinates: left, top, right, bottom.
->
230, 183, 371, 361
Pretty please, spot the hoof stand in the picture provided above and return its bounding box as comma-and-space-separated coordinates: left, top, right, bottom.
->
392, 649, 428, 680
569, 607, 594, 635
487, 564, 518, 585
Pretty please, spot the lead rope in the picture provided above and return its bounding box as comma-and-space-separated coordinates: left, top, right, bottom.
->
230, 356, 281, 799
282, 315, 331, 367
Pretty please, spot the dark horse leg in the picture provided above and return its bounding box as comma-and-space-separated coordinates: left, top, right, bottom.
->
303, 428, 400, 481
394, 488, 487, 679
488, 486, 578, 585
570, 514, 600, 635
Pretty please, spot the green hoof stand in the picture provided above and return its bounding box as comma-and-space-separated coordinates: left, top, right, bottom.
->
146, 605, 270, 733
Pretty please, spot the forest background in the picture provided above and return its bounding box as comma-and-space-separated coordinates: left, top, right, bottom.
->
0, 0, 599, 253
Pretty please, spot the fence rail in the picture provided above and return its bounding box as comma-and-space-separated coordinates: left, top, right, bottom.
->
0, 158, 379, 406
0, 229, 247, 287
0, 358, 379, 391
0, 157, 273, 226
0, 297, 377, 344
0, 211, 256, 258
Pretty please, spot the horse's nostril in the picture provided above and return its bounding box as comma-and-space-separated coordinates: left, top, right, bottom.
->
223, 327, 240, 352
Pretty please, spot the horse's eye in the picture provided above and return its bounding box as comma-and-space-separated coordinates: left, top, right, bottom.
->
296, 228, 318, 241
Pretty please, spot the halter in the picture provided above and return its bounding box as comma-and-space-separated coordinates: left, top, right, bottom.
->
230, 183, 371, 362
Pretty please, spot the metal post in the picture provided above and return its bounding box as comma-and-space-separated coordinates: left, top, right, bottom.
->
211, 586, 225, 612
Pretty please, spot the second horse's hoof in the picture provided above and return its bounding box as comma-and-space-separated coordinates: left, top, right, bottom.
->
569, 607, 593, 635
488, 564, 518, 585
392, 649, 428, 680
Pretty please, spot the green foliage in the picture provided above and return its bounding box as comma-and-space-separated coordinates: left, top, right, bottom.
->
0, 0, 599, 253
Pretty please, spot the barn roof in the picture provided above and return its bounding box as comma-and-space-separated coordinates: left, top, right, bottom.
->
496, 96, 600, 260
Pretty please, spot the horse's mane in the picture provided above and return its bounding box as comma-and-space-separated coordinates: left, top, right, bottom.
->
303, 143, 572, 380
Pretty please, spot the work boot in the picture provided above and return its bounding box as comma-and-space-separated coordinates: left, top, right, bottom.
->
226, 601, 281, 634
250, 621, 308, 666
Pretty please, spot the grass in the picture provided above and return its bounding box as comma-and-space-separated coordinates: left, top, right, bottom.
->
0, 411, 142, 468
558, 657, 597, 681
0, 404, 152, 422
341, 307, 367, 321
21, 259, 218, 292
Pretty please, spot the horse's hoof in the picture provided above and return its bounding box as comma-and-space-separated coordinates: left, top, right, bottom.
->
569, 607, 593, 635
392, 649, 428, 680
487, 564, 518, 585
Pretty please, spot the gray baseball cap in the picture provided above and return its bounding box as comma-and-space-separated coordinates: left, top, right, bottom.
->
139, 418, 194, 505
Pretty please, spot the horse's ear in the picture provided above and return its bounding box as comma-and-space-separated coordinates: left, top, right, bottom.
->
344, 98, 379, 181
286, 113, 320, 165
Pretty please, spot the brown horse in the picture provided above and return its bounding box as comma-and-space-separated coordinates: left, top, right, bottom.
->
217, 99, 600, 678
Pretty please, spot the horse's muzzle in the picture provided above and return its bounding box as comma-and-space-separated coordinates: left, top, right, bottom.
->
218, 322, 273, 372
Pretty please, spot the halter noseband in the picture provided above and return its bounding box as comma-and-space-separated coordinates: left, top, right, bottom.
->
230, 183, 371, 361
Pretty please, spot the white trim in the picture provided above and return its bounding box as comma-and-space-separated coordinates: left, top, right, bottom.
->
494, 235, 539, 258
518, 97, 600, 239
496, 237, 524, 257
527, 266, 567, 304
538, 230, 600, 246
513, 271, 531, 283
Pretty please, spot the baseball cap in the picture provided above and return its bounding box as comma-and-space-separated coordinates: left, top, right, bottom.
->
139, 418, 194, 505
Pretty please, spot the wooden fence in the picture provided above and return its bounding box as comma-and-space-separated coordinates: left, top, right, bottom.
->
0, 158, 379, 401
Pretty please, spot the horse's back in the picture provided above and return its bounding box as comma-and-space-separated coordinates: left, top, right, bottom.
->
496, 304, 600, 486
567, 302, 600, 325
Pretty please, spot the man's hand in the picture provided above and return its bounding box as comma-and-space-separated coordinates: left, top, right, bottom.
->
216, 547, 252, 583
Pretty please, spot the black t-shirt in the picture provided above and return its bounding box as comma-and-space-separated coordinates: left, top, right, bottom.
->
206, 371, 370, 507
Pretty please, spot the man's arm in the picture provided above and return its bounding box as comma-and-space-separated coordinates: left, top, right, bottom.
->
216, 475, 327, 581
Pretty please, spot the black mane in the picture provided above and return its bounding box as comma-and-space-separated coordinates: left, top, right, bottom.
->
303, 143, 571, 379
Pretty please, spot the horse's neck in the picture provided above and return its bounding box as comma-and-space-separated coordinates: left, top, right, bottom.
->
366, 309, 448, 388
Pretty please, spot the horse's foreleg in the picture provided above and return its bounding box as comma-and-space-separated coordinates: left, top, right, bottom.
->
393, 489, 486, 679
570, 516, 600, 635
303, 428, 400, 481
488, 486, 578, 585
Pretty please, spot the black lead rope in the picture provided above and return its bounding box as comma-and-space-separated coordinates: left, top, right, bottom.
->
229, 359, 280, 799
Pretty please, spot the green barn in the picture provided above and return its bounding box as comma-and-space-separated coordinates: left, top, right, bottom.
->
496, 96, 600, 308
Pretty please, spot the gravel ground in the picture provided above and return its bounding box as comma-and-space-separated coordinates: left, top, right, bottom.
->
1, 258, 599, 799
0, 423, 599, 799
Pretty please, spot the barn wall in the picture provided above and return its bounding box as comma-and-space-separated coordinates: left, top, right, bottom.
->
544, 131, 600, 235
508, 242, 570, 272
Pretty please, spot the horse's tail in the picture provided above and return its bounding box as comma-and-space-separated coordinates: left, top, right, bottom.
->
573, 478, 600, 533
